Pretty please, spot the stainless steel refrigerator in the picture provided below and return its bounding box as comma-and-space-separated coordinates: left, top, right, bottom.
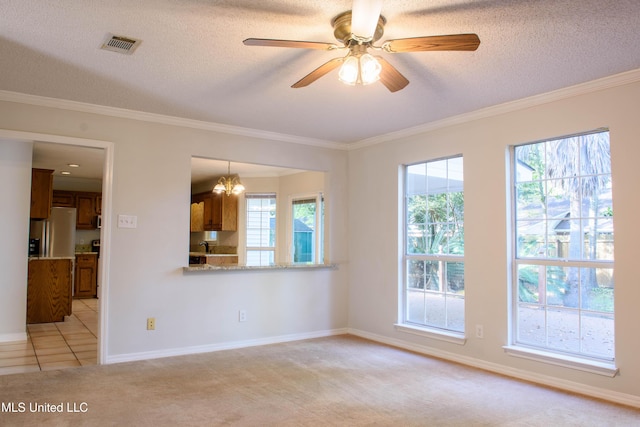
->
30, 207, 77, 257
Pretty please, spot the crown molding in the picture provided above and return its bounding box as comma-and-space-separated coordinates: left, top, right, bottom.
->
3, 68, 640, 152
349, 68, 640, 151
0, 90, 346, 151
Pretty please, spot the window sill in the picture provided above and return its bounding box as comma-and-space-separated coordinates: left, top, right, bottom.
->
503, 345, 618, 377
394, 324, 466, 345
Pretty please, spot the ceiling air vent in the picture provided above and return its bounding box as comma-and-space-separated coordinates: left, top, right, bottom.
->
100, 34, 141, 55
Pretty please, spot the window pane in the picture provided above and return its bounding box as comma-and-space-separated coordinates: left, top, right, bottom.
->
515, 143, 545, 183
246, 194, 276, 266
517, 264, 541, 304
293, 201, 315, 263
407, 163, 427, 194
580, 267, 614, 313
546, 307, 580, 353
407, 260, 425, 289
448, 224, 464, 255
581, 312, 614, 359
446, 295, 465, 332
246, 250, 274, 267
404, 157, 464, 334
424, 293, 446, 329
516, 181, 545, 219
517, 304, 545, 346
292, 195, 323, 264
406, 290, 426, 324
513, 130, 614, 361
516, 219, 546, 258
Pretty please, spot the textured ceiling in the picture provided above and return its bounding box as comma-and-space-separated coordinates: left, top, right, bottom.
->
3, 0, 640, 145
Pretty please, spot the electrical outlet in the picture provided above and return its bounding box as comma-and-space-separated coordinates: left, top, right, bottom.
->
147, 317, 155, 330
475, 324, 484, 339
238, 310, 247, 322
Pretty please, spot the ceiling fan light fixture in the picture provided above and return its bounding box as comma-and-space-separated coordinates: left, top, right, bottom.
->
360, 53, 382, 84
338, 55, 360, 85
338, 53, 381, 86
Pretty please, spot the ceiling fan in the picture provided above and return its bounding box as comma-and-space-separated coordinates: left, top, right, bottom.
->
243, 0, 480, 92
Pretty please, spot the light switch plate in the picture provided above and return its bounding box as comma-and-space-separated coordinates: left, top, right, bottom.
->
118, 214, 137, 229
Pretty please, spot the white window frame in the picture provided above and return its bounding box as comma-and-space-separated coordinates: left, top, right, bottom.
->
245, 193, 277, 266
506, 130, 617, 376
397, 156, 465, 342
288, 192, 324, 265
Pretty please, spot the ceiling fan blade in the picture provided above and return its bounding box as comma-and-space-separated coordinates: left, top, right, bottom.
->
376, 57, 409, 93
292, 57, 344, 88
351, 0, 383, 39
383, 34, 480, 53
243, 38, 339, 50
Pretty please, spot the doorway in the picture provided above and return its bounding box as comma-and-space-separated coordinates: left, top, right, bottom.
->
0, 130, 113, 370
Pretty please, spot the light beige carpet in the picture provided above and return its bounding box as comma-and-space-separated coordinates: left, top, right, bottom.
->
0, 335, 638, 426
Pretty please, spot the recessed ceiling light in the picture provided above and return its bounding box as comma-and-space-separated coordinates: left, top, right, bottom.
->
61, 171, 71, 175
68, 163, 80, 168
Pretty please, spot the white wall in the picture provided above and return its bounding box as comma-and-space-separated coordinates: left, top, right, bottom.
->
347, 76, 640, 403
0, 100, 349, 361
4, 72, 639, 405
0, 139, 32, 341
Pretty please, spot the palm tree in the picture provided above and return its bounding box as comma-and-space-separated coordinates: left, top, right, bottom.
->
517, 131, 611, 306
546, 132, 611, 305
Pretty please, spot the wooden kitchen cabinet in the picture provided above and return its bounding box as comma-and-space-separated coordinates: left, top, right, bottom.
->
75, 193, 96, 229
52, 190, 102, 229
191, 192, 238, 232
217, 192, 238, 231
75, 253, 98, 298
30, 168, 54, 219
52, 190, 75, 207
27, 258, 73, 324
190, 200, 204, 232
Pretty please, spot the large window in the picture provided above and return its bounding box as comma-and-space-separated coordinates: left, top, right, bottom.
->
291, 194, 324, 264
512, 130, 614, 361
246, 193, 276, 266
403, 157, 464, 333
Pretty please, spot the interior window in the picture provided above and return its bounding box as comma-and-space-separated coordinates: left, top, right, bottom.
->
291, 194, 324, 264
245, 193, 276, 266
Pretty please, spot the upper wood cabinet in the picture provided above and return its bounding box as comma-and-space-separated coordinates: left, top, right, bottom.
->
52, 190, 102, 229
51, 190, 75, 207
190, 191, 238, 232
190, 196, 205, 233
30, 169, 54, 219
75, 193, 96, 229
218, 193, 238, 231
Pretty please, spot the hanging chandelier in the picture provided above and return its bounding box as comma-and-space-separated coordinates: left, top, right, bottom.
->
213, 161, 245, 196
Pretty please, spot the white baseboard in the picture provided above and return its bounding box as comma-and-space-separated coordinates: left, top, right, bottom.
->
348, 328, 640, 409
0, 332, 28, 343
105, 328, 349, 365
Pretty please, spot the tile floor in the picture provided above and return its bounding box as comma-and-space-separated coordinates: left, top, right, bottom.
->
0, 298, 98, 376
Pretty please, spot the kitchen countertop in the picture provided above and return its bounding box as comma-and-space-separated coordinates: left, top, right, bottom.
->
184, 263, 337, 272
29, 256, 75, 261
189, 252, 237, 257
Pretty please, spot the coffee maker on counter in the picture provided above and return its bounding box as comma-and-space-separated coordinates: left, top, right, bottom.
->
91, 239, 100, 257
